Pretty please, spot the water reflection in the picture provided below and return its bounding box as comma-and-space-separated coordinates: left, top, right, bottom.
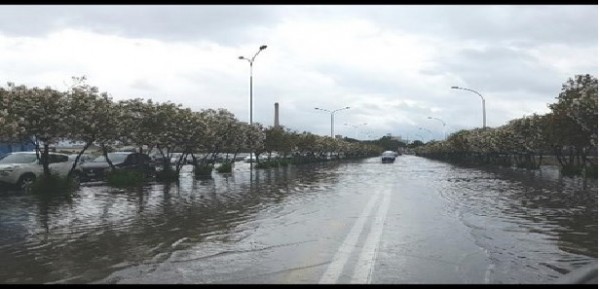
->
429, 161, 597, 283
0, 158, 596, 284
0, 162, 346, 283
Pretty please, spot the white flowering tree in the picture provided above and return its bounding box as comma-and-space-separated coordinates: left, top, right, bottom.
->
63, 76, 117, 176
221, 120, 245, 163
244, 122, 266, 163
118, 98, 158, 154
2, 84, 69, 177
547, 74, 598, 170
0, 84, 28, 143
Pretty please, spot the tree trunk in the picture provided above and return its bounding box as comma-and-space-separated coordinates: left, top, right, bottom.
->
101, 144, 116, 170
68, 140, 92, 177
42, 143, 51, 177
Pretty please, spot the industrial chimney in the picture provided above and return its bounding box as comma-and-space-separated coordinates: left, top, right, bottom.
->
274, 102, 280, 128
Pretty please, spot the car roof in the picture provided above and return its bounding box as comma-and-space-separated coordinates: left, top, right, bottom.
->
10, 151, 68, 156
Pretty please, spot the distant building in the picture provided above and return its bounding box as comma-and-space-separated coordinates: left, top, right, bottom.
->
0, 139, 36, 156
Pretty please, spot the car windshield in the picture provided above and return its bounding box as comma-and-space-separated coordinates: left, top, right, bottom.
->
92, 153, 129, 163
0, 153, 38, 164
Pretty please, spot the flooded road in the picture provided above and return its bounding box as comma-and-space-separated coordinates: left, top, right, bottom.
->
0, 155, 596, 283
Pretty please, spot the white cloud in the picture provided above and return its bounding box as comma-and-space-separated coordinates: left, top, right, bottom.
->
0, 5, 596, 141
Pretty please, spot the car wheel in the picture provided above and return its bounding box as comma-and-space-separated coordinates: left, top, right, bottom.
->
17, 173, 36, 191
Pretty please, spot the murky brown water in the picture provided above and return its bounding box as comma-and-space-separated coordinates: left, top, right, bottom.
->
0, 157, 596, 283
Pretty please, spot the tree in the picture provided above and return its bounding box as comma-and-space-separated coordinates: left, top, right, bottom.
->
64, 76, 116, 176
3, 84, 69, 177
547, 74, 598, 170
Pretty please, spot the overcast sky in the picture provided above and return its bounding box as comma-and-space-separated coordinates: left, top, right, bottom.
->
0, 5, 597, 141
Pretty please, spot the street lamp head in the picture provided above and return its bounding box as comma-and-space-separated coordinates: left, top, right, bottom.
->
259, 45, 267, 50
238, 56, 244, 59
451, 86, 459, 89
427, 116, 432, 119
345, 106, 350, 109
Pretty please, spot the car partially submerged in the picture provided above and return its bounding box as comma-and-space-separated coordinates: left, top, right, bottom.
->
0, 151, 81, 190
80, 152, 155, 182
381, 151, 397, 163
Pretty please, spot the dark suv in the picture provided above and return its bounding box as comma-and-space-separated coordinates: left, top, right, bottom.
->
79, 152, 155, 182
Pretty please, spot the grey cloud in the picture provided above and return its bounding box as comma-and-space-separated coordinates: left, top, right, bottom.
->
434, 45, 567, 97
337, 5, 597, 47
0, 5, 283, 45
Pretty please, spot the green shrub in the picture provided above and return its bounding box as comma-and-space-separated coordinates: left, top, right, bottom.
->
106, 169, 145, 188
29, 174, 77, 196
584, 165, 597, 179
277, 159, 292, 166
194, 165, 213, 177
255, 160, 280, 169
216, 162, 233, 173
255, 161, 270, 169
560, 165, 583, 177
156, 167, 179, 182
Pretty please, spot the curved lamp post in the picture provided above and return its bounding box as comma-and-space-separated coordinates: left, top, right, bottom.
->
239, 45, 267, 125
315, 106, 350, 138
451, 86, 486, 129
427, 116, 446, 140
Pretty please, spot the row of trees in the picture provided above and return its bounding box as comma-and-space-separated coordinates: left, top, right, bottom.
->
415, 74, 597, 178
0, 77, 381, 181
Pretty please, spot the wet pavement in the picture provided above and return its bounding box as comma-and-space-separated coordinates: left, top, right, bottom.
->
0, 155, 597, 283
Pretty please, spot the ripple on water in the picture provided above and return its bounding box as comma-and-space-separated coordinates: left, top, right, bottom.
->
0, 156, 596, 284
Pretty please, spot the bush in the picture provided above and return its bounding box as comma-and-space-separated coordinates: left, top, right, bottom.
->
156, 167, 179, 182
216, 162, 233, 173
560, 165, 583, 177
106, 169, 145, 188
584, 165, 597, 179
194, 165, 213, 177
255, 160, 279, 169
30, 174, 77, 196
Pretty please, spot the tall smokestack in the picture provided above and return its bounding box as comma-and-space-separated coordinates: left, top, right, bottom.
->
274, 102, 280, 128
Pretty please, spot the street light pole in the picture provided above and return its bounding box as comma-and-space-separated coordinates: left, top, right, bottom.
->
427, 116, 446, 140
315, 106, 350, 138
239, 45, 267, 125
451, 86, 486, 129
239, 45, 267, 170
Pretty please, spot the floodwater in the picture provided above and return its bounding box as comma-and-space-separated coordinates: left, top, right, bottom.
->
0, 155, 596, 283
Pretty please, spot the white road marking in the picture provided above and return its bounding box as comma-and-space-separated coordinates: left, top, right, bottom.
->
351, 189, 391, 284
319, 191, 382, 284
484, 263, 495, 283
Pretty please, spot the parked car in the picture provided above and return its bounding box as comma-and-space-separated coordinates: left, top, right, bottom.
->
67, 153, 95, 165
80, 152, 155, 182
244, 154, 268, 163
169, 153, 193, 165
0, 151, 80, 190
